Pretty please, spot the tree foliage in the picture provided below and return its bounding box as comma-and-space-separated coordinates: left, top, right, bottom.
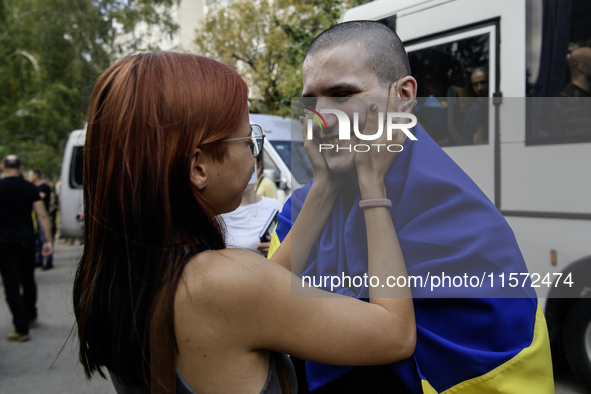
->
0, 0, 178, 178
194, 0, 370, 116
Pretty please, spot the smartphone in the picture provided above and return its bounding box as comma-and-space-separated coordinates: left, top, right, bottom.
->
259, 209, 279, 242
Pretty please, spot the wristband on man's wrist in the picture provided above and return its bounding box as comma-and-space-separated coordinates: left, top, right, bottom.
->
359, 198, 392, 209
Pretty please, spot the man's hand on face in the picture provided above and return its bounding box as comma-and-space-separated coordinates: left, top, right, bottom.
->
300, 115, 328, 175
355, 83, 416, 181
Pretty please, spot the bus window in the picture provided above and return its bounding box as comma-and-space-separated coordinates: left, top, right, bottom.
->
527, 0, 591, 145
405, 27, 494, 147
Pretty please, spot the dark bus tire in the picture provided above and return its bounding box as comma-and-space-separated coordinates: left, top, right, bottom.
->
563, 298, 591, 391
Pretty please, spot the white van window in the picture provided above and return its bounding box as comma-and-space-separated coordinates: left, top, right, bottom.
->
70, 146, 84, 189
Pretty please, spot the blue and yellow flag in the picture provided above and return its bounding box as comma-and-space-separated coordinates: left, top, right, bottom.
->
270, 125, 553, 393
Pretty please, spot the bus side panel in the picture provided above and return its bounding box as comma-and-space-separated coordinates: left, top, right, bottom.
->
507, 216, 591, 302
502, 142, 591, 213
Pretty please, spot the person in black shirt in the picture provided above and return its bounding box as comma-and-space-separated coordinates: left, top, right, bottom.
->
563, 47, 591, 96
28, 169, 54, 269
462, 67, 489, 145
0, 156, 53, 342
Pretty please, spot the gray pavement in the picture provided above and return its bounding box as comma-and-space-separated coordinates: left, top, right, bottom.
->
0, 243, 115, 394
0, 243, 587, 393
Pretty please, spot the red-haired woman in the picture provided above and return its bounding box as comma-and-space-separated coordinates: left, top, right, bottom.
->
73, 52, 415, 393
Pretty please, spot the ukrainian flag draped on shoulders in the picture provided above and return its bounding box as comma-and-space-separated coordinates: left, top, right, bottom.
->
269, 125, 553, 393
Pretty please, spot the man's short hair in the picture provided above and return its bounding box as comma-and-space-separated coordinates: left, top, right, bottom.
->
471, 66, 488, 77
306, 21, 411, 88
31, 168, 43, 178
567, 47, 591, 72
2, 155, 21, 170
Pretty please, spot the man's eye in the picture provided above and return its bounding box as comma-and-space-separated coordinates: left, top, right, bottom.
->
333, 93, 352, 102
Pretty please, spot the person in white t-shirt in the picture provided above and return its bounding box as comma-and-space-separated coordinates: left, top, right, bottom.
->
221, 167, 282, 256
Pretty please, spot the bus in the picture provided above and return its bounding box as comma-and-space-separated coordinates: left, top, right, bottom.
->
342, 0, 591, 389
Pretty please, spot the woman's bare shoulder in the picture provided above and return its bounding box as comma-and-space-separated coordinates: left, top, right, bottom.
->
177, 249, 280, 307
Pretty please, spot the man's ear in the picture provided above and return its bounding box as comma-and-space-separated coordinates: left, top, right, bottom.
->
190, 148, 208, 191
392, 76, 418, 99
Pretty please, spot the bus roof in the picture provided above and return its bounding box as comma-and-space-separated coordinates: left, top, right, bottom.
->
341, 0, 450, 22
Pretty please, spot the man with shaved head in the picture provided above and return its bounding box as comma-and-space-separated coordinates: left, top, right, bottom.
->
555, 47, 591, 136
305, 21, 412, 93
300, 22, 417, 176
270, 21, 553, 393
564, 47, 591, 96
0, 155, 53, 342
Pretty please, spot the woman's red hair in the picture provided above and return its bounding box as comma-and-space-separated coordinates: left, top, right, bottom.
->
73, 52, 248, 388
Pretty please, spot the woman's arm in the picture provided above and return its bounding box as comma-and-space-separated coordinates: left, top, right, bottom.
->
269, 115, 342, 274
182, 246, 414, 366
268, 179, 339, 274
355, 86, 414, 327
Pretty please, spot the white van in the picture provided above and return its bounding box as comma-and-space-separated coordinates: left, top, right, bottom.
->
58, 128, 85, 239
58, 116, 312, 239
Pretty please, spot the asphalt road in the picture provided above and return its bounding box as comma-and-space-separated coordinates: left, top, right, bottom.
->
0, 243, 587, 393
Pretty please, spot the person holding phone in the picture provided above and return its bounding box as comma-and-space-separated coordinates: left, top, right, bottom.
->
221, 165, 282, 257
